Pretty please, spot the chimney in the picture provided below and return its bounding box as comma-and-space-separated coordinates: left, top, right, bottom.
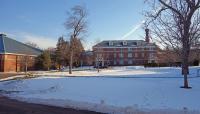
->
145, 28, 150, 43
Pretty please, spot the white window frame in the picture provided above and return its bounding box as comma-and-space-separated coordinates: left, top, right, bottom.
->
120, 53, 124, 58
128, 53, 132, 58
114, 53, 117, 58
128, 48, 132, 52
128, 59, 133, 64
119, 59, 124, 65
123, 41, 127, 46
109, 41, 113, 46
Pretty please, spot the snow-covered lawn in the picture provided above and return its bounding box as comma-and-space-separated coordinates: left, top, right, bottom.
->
0, 66, 200, 114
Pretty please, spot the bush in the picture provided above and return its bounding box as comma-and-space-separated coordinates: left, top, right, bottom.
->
144, 63, 158, 67
157, 63, 169, 67
193, 60, 199, 66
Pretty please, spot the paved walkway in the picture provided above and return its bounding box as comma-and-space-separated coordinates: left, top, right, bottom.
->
0, 96, 104, 114
0, 73, 24, 79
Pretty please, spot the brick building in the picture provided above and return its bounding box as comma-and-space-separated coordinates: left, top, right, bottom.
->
0, 34, 42, 72
81, 51, 94, 66
93, 29, 158, 67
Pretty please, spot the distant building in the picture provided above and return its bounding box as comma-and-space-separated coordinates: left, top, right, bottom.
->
93, 29, 158, 67
0, 34, 42, 72
190, 44, 200, 65
81, 51, 94, 66
156, 44, 200, 67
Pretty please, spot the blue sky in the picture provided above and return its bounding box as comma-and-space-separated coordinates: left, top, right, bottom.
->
0, 0, 147, 49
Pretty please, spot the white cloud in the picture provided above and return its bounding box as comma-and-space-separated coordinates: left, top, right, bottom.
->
4, 32, 93, 50
21, 33, 57, 49
5, 32, 57, 49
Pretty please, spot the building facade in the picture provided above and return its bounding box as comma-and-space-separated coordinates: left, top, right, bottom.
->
0, 34, 42, 72
81, 51, 94, 66
93, 29, 158, 67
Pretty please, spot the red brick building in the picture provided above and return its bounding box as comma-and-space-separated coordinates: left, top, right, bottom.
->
93, 29, 158, 67
0, 34, 42, 72
81, 51, 94, 66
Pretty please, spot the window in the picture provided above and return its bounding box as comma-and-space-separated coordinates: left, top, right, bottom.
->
97, 54, 102, 57
128, 59, 133, 64
149, 53, 155, 58
119, 59, 124, 65
120, 53, 124, 58
120, 48, 123, 52
141, 53, 144, 57
128, 48, 132, 52
109, 41, 113, 46
128, 53, 132, 58
135, 53, 138, 57
114, 53, 117, 58
149, 47, 155, 51
114, 60, 117, 65
123, 41, 127, 45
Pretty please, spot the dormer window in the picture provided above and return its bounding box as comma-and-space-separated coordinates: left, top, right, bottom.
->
109, 41, 113, 46
123, 41, 127, 46
132, 42, 137, 46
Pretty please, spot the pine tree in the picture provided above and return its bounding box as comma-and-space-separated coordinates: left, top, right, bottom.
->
55, 37, 69, 70
42, 50, 52, 71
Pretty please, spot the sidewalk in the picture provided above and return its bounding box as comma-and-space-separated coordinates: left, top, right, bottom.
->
0, 96, 103, 114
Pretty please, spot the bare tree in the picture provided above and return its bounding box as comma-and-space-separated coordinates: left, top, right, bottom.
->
145, 0, 200, 88
65, 5, 88, 74
20, 55, 32, 75
25, 41, 40, 49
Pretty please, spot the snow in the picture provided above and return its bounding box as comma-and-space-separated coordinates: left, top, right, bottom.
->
36, 66, 172, 77
0, 75, 25, 81
0, 66, 200, 114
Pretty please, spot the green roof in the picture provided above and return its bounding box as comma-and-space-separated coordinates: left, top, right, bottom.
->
0, 34, 42, 56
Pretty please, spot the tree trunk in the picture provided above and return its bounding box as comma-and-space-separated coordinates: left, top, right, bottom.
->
181, 39, 190, 88
69, 50, 73, 74
182, 61, 189, 88
59, 65, 61, 71
25, 56, 28, 75
97, 61, 100, 73
25, 62, 28, 75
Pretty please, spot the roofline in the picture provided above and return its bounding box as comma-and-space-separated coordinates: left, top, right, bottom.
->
22, 42, 43, 52
93, 46, 157, 49
94, 40, 156, 46
4, 35, 43, 52
0, 52, 38, 57
102, 40, 144, 41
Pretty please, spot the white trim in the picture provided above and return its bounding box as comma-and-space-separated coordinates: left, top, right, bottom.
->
93, 46, 156, 49
122, 41, 127, 46
93, 50, 157, 53
109, 41, 114, 46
